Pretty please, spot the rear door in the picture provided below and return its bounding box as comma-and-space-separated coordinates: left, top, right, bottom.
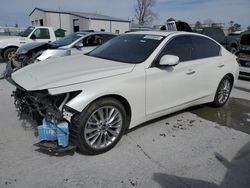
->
191, 35, 224, 96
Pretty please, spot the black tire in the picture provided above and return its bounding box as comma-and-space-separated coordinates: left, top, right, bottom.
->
3, 47, 17, 62
211, 75, 232, 107
75, 97, 127, 155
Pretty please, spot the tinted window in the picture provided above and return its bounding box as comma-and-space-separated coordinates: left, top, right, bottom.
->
88, 34, 164, 64
192, 36, 221, 59
156, 35, 193, 63
33, 28, 50, 39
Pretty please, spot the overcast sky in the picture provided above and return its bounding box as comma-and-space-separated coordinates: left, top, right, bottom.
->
0, 0, 249, 29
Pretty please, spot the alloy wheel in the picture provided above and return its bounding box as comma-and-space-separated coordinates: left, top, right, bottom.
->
217, 79, 231, 104
84, 106, 123, 149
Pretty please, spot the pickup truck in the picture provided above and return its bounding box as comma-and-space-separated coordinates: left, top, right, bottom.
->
0, 26, 56, 61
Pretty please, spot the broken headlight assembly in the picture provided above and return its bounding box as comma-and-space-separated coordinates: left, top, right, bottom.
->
12, 88, 81, 124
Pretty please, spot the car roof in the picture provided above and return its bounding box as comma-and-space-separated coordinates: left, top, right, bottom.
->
76, 31, 117, 36
126, 31, 175, 36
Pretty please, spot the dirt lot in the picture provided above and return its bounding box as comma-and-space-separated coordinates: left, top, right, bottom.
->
0, 62, 249, 188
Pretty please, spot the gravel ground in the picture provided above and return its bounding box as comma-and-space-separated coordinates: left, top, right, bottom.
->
0, 62, 249, 188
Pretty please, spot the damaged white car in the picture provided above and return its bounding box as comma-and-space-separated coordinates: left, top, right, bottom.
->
10, 31, 239, 155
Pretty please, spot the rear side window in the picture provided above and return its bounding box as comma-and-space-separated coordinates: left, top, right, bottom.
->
156, 35, 193, 63
192, 36, 221, 59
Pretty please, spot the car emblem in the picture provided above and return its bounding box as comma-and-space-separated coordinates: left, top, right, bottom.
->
246, 62, 250, 67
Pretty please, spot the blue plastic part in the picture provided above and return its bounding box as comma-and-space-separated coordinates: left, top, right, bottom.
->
38, 119, 57, 141
37, 119, 69, 147
56, 122, 69, 147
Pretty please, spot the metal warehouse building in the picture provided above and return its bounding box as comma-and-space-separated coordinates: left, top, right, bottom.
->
29, 8, 131, 34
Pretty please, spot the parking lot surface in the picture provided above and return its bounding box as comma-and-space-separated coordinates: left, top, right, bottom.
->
0, 62, 249, 188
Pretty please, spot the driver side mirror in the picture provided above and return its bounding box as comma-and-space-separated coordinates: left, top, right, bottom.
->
74, 42, 84, 49
30, 34, 36, 40
159, 55, 179, 66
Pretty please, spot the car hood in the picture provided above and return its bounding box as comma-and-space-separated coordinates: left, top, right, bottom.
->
0, 36, 26, 42
0, 36, 19, 40
12, 54, 135, 91
16, 42, 59, 55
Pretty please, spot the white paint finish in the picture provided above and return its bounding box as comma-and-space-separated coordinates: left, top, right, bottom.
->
11, 31, 239, 129
12, 54, 135, 90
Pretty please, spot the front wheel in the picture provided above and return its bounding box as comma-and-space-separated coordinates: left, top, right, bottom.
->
3, 47, 17, 62
75, 97, 127, 155
211, 75, 232, 107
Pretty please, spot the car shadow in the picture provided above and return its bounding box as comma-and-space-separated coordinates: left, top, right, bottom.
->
152, 142, 250, 188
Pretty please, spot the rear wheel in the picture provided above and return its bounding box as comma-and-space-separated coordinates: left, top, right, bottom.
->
212, 75, 232, 107
3, 47, 17, 62
75, 97, 127, 155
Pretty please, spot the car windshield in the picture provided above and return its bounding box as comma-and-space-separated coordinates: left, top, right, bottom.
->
53, 33, 84, 47
20, 26, 35, 37
88, 34, 165, 64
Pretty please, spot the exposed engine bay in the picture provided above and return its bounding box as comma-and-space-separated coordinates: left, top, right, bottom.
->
12, 88, 69, 124
10, 81, 79, 153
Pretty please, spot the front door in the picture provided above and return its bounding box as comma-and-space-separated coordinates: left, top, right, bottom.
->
146, 35, 199, 115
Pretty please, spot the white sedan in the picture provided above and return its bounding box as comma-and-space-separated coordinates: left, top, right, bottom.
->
11, 31, 239, 155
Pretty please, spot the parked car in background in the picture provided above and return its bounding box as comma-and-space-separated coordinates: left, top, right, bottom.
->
226, 31, 242, 54
36, 32, 116, 61
236, 31, 250, 79
201, 27, 241, 54
10, 31, 239, 155
6, 32, 116, 75
0, 26, 57, 61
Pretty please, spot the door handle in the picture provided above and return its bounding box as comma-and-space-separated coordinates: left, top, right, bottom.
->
217, 64, 225, 68
186, 70, 196, 75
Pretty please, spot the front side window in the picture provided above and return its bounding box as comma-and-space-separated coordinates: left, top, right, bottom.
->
32, 28, 50, 39
88, 34, 164, 64
155, 35, 193, 64
192, 36, 221, 59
